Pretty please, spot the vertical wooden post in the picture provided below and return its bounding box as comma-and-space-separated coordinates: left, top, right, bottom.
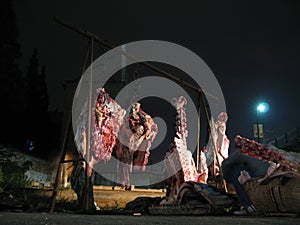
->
196, 93, 201, 171
83, 37, 94, 212
49, 111, 71, 213
49, 40, 92, 213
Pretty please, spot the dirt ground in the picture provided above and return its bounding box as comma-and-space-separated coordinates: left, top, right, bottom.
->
93, 186, 166, 208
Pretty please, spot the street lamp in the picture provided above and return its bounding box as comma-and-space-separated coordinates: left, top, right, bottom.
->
255, 102, 269, 142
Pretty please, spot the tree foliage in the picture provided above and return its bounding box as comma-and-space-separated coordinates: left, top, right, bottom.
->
26, 48, 49, 114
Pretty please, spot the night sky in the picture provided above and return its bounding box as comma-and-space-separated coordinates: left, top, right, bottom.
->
13, 0, 300, 149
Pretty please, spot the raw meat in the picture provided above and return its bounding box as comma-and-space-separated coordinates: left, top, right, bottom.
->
164, 96, 206, 198
234, 135, 300, 180
115, 102, 158, 188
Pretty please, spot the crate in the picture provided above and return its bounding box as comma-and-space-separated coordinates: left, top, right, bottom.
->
244, 176, 300, 213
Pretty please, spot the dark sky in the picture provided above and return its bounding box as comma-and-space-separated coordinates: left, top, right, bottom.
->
13, 0, 300, 145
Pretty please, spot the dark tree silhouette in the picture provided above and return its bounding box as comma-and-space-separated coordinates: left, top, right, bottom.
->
38, 66, 49, 114
0, 0, 21, 79
0, 0, 60, 156
26, 48, 39, 113
0, 0, 26, 146
26, 49, 49, 115
25, 49, 50, 153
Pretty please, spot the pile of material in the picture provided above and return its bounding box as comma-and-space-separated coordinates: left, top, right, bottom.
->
125, 182, 238, 215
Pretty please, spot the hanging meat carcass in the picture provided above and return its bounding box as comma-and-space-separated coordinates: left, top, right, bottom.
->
74, 88, 126, 174
115, 102, 158, 189
164, 96, 207, 198
72, 88, 127, 210
234, 135, 300, 181
205, 112, 230, 177
92, 88, 127, 163
75, 88, 158, 188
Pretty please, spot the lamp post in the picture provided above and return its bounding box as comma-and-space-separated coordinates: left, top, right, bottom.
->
255, 102, 269, 142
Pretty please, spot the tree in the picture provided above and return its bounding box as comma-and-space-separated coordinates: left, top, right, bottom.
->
0, 0, 21, 79
26, 48, 39, 114
26, 48, 49, 115
37, 66, 49, 114
0, 0, 26, 145
25, 48, 50, 153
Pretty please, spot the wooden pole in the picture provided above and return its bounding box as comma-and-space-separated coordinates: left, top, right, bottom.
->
196, 93, 201, 171
83, 36, 94, 212
49, 110, 71, 213
49, 40, 92, 213
53, 17, 226, 191
53, 17, 218, 101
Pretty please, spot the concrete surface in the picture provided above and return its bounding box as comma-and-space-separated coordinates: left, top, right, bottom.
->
0, 212, 299, 225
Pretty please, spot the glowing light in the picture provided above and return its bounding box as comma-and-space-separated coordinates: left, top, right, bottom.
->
257, 102, 269, 113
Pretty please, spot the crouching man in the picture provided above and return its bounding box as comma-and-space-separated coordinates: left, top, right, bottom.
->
221, 150, 271, 215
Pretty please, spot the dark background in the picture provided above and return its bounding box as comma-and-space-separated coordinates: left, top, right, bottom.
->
2, 0, 300, 157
